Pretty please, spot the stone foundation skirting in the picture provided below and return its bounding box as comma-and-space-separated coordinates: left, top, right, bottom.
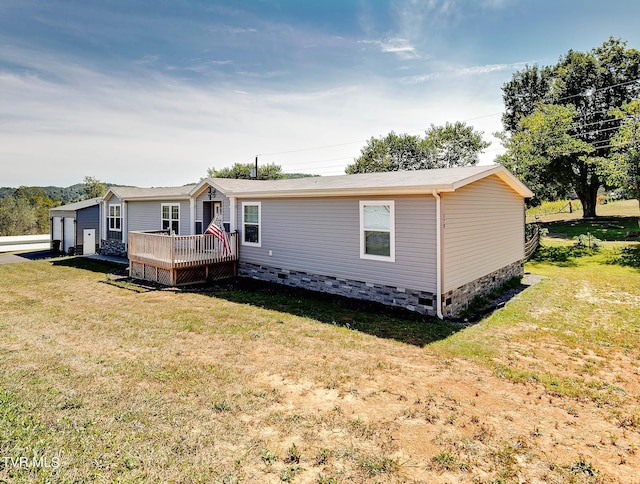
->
239, 260, 524, 319
100, 239, 127, 257
442, 260, 524, 318
238, 262, 437, 317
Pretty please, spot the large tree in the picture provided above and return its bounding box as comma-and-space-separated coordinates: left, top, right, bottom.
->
82, 176, 107, 199
608, 100, 640, 213
345, 122, 489, 174
346, 132, 431, 174
498, 104, 594, 205
424, 122, 491, 168
207, 162, 285, 180
501, 64, 552, 134
499, 38, 640, 217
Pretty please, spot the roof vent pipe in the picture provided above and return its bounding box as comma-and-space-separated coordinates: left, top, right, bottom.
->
251, 156, 258, 179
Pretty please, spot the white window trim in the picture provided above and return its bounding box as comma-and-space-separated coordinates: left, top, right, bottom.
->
161, 203, 180, 235
108, 204, 122, 232
242, 201, 261, 247
359, 200, 395, 262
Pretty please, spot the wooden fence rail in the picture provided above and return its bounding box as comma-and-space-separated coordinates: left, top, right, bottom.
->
524, 224, 540, 260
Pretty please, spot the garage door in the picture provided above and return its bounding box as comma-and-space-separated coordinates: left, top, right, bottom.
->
63, 217, 75, 254
52, 217, 62, 241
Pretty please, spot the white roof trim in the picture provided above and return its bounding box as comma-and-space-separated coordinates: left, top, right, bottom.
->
189, 179, 230, 199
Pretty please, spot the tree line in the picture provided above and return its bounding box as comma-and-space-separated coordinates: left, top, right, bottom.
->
0, 177, 106, 236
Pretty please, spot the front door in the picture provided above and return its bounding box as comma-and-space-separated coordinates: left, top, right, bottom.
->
204, 201, 222, 226
202, 201, 223, 233
213, 201, 222, 222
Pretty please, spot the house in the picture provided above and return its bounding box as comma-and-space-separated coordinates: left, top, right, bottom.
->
99, 185, 196, 257
94, 165, 532, 318
49, 197, 101, 255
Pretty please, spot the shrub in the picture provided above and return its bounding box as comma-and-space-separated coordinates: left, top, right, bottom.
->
573, 233, 601, 249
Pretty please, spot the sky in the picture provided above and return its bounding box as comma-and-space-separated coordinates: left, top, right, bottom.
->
2, 0, 640, 188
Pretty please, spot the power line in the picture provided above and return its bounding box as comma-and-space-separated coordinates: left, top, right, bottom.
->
514, 113, 636, 143
257, 112, 507, 161
243, 78, 640, 172
260, 140, 365, 157
549, 78, 640, 105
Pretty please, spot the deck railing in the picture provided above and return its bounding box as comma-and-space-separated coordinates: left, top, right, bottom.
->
128, 231, 238, 270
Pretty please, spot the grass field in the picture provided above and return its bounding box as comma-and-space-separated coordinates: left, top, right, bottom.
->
1, 202, 639, 483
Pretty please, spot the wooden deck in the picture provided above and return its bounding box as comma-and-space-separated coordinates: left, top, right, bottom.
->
128, 231, 238, 285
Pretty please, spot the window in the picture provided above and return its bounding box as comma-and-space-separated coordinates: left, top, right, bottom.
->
242, 202, 261, 246
108, 204, 121, 231
360, 201, 395, 261
162, 203, 180, 234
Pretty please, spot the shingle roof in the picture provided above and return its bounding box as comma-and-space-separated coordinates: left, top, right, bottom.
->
49, 197, 101, 213
107, 185, 197, 201
200, 165, 533, 198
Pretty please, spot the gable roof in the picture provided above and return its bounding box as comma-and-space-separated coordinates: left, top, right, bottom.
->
105, 185, 197, 202
193, 165, 533, 199
49, 197, 101, 214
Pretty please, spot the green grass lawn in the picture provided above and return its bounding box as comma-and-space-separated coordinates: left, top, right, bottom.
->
528, 198, 640, 241
1, 214, 640, 482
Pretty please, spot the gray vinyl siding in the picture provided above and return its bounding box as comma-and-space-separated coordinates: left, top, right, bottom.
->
106, 196, 123, 241
76, 205, 99, 240
127, 200, 191, 235
441, 175, 525, 293
237, 195, 437, 293
195, 192, 230, 223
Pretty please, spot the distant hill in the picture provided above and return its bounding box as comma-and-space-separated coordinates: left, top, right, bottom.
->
0, 183, 122, 205
1, 175, 319, 205
0, 187, 13, 199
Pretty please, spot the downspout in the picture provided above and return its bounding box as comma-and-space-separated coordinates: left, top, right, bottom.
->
122, 201, 128, 250
229, 196, 237, 261
190, 198, 196, 234
432, 189, 444, 320
229, 196, 237, 232
61, 217, 65, 254
100, 200, 106, 248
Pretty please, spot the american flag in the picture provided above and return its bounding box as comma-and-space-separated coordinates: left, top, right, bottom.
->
205, 217, 231, 255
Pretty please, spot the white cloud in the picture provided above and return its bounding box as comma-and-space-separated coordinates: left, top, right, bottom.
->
401, 61, 529, 84
455, 63, 522, 76
380, 38, 419, 59
358, 37, 419, 59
